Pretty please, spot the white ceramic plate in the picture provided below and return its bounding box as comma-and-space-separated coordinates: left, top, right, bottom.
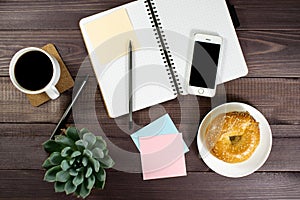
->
197, 102, 272, 178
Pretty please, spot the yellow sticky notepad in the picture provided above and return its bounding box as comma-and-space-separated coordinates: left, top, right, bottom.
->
83, 8, 139, 64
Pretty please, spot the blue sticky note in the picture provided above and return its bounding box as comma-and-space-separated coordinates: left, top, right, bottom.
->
131, 114, 189, 153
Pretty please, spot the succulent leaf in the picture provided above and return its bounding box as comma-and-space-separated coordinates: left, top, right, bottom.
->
49, 152, 64, 165
98, 155, 114, 169
94, 179, 105, 189
79, 182, 91, 199
103, 149, 108, 156
85, 166, 93, 178
83, 149, 93, 158
55, 135, 75, 148
56, 170, 71, 182
61, 160, 71, 171
79, 128, 89, 139
61, 147, 72, 157
91, 148, 104, 159
89, 157, 100, 172
42, 158, 54, 169
69, 168, 78, 177
43, 140, 64, 153
95, 167, 106, 182
87, 175, 95, 190
54, 182, 66, 192
82, 157, 88, 167
73, 172, 84, 186
76, 167, 84, 172
44, 166, 61, 182
65, 127, 80, 141
75, 140, 88, 151
83, 132, 97, 148
64, 179, 77, 195
69, 158, 75, 165
94, 136, 107, 150
71, 151, 81, 158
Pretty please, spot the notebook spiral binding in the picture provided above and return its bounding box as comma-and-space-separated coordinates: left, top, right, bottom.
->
144, 0, 183, 95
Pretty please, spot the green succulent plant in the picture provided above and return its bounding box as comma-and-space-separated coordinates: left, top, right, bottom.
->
42, 127, 114, 198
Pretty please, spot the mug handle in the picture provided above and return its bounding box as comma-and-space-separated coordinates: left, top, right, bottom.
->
45, 85, 60, 100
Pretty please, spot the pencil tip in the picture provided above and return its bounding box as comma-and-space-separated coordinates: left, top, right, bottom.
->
129, 40, 132, 48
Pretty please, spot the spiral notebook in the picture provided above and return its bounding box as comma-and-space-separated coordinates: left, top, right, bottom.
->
79, 0, 248, 118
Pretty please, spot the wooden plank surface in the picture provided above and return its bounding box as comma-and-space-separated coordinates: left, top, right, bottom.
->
0, 124, 300, 172
0, 77, 298, 124
0, 30, 299, 77
0, 0, 299, 30
0, 30, 85, 77
0, 0, 133, 30
237, 31, 300, 77
0, 170, 299, 200
0, 0, 299, 199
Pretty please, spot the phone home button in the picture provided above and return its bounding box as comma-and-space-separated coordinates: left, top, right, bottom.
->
198, 89, 204, 94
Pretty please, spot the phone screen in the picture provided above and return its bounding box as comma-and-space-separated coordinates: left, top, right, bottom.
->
189, 41, 220, 89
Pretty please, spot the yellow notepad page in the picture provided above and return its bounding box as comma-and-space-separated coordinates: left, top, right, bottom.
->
83, 8, 139, 64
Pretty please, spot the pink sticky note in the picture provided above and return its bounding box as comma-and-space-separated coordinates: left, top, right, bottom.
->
139, 133, 187, 180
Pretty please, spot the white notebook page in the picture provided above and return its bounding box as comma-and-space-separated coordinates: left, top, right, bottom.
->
80, 1, 176, 118
153, 0, 248, 93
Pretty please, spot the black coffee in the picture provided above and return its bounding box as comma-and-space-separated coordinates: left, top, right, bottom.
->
14, 51, 53, 91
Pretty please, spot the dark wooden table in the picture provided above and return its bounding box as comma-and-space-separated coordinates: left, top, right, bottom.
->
0, 0, 300, 199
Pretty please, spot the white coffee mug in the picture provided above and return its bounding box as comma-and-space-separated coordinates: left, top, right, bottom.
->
9, 47, 61, 99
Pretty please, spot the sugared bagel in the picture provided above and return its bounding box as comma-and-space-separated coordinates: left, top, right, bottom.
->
205, 111, 260, 163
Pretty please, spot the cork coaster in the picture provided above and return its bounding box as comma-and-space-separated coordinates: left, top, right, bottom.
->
26, 44, 74, 106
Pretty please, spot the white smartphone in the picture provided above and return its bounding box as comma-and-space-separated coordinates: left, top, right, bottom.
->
186, 33, 223, 97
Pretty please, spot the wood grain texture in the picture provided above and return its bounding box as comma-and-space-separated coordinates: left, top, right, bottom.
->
231, 0, 300, 7
0, 77, 298, 124
0, 124, 300, 171
0, 77, 72, 123
238, 31, 300, 77
0, 0, 133, 30
0, 0, 299, 199
0, 30, 299, 77
0, 30, 86, 77
0, 0, 299, 30
0, 170, 299, 200
71, 77, 300, 125
69, 124, 300, 138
